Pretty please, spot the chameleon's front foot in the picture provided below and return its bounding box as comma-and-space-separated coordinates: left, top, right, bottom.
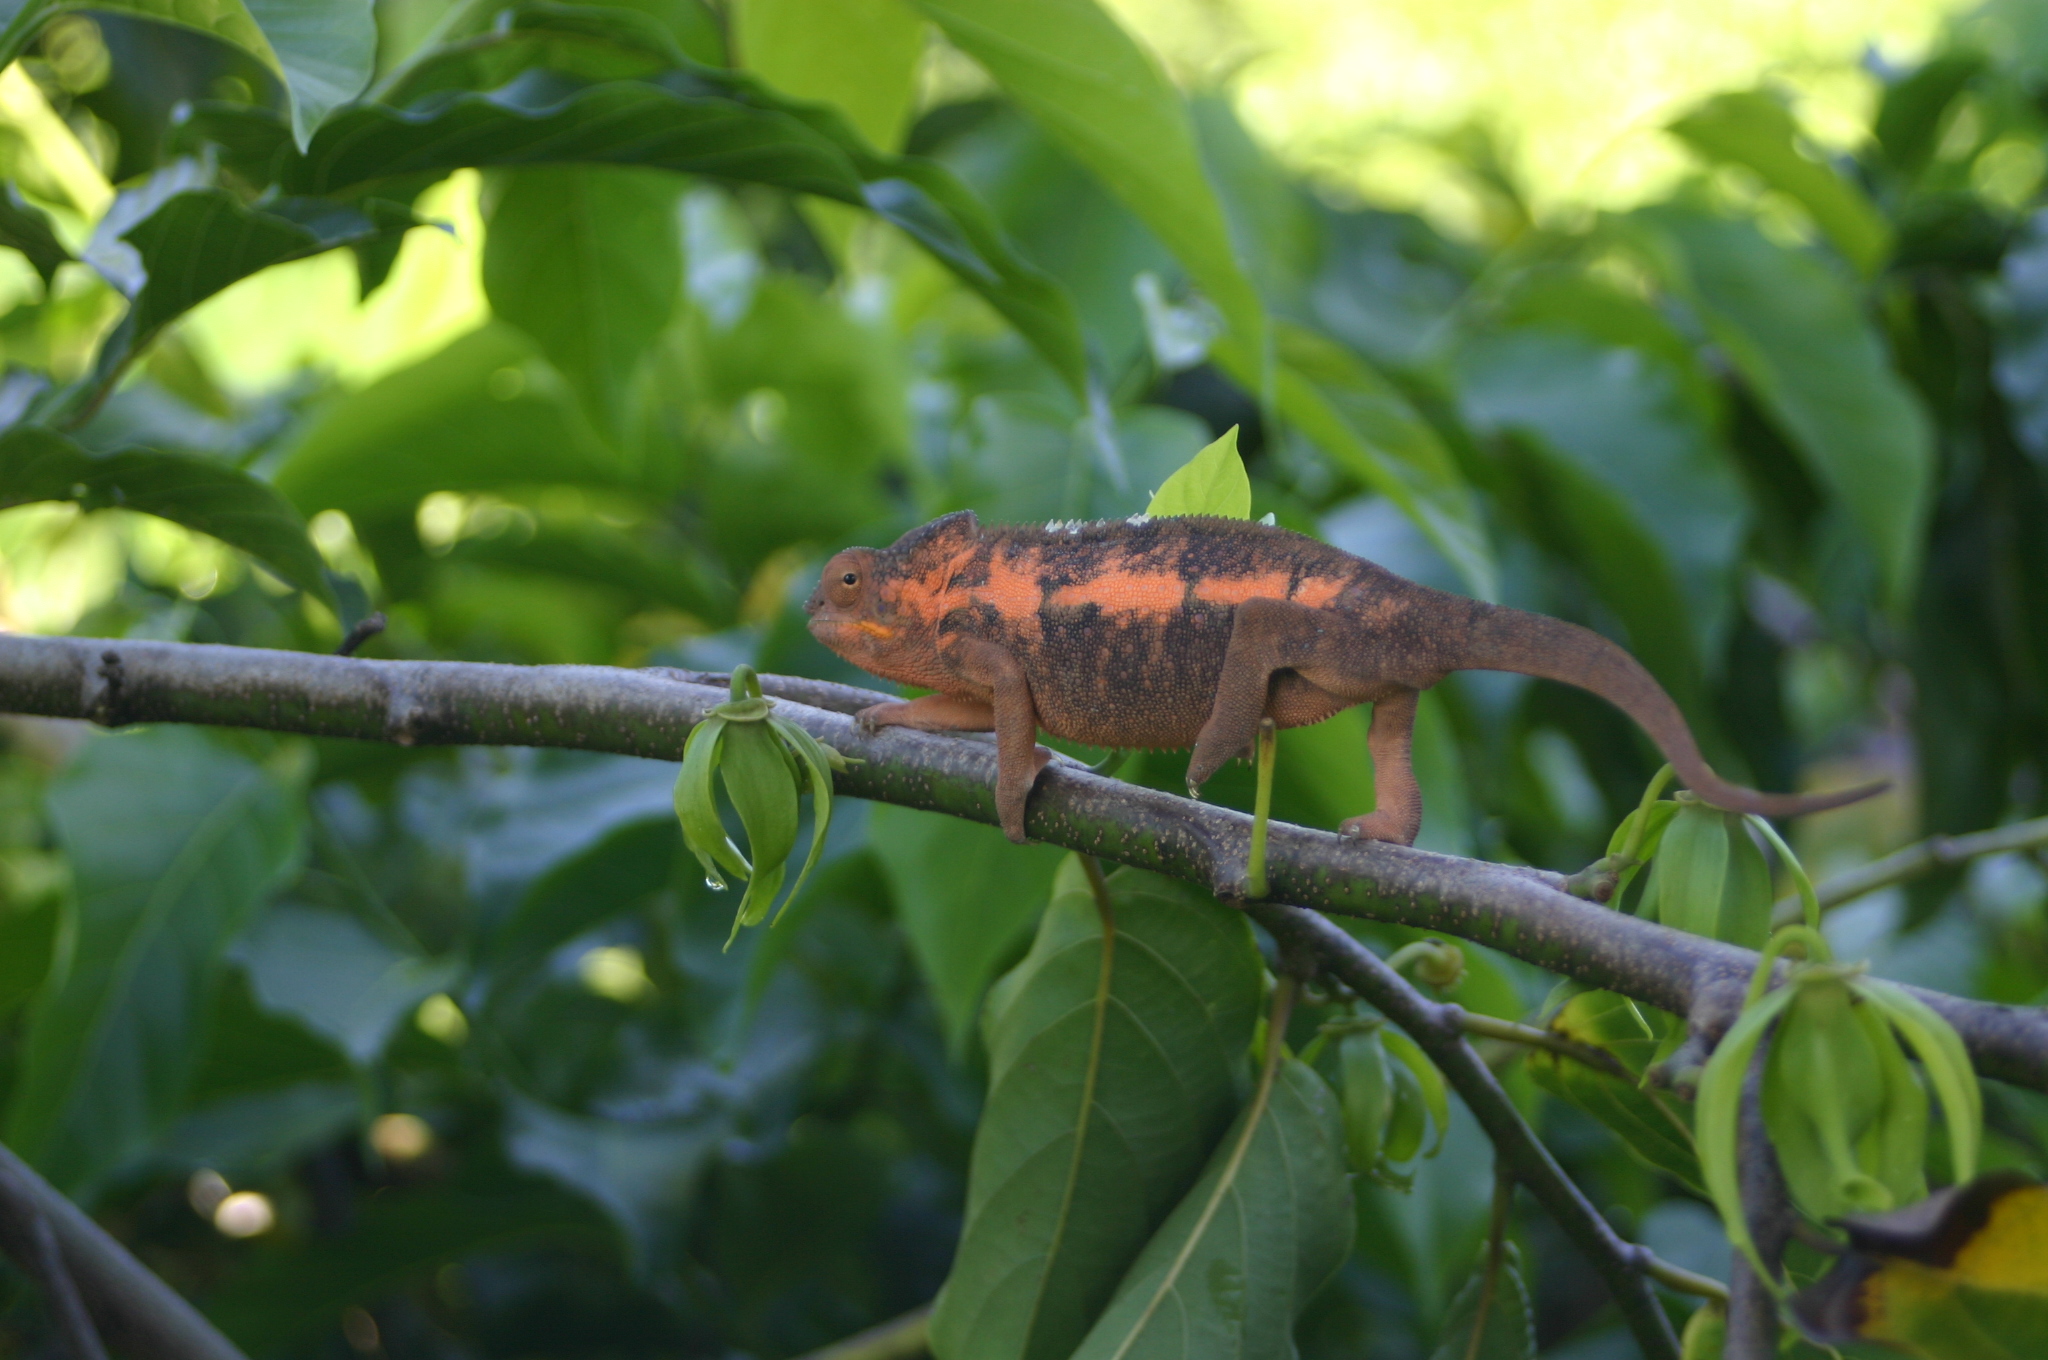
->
1338, 810, 1418, 846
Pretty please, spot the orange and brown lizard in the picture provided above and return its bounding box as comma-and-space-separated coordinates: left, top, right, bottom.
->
805, 511, 1881, 844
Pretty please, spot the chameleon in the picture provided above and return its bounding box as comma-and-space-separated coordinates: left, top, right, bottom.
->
804, 510, 1883, 845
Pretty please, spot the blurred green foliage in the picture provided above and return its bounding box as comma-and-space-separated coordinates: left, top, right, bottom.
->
0, 0, 2046, 1355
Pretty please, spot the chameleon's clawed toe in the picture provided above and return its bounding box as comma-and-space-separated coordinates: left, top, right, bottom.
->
1339, 811, 1415, 846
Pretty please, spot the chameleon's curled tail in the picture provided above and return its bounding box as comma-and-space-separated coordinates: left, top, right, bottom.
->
1454, 600, 1886, 818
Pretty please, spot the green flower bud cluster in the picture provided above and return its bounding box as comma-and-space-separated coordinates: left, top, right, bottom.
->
672, 666, 857, 949
1312, 1014, 1448, 1190
1697, 925, 1983, 1285
1643, 796, 1773, 949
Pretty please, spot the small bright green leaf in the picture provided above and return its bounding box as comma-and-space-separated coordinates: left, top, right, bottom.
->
931, 862, 1262, 1360
0, 423, 335, 602
13, 728, 306, 1196
1145, 425, 1249, 519
482, 166, 683, 440
1669, 92, 1891, 274
1528, 992, 1701, 1191
1856, 979, 1983, 1187
916, 0, 1267, 367
1636, 206, 1934, 606
1066, 1059, 1353, 1360
1427, 1244, 1537, 1360
736, 0, 925, 151
1383, 1028, 1450, 1159
870, 804, 1065, 1051
1646, 802, 1773, 949
676, 716, 743, 887
1338, 1026, 1393, 1174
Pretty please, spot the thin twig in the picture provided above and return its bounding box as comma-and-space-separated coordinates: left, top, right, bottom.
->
1642, 1254, 1730, 1306
1772, 814, 2048, 923
334, 612, 386, 657
1, 637, 2042, 1093
0, 1142, 246, 1360
790, 1304, 931, 1360
1455, 1012, 1637, 1082
1251, 904, 1682, 1360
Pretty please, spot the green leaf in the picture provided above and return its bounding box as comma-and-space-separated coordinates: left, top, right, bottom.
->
12, 728, 305, 1196
481, 166, 684, 440
1694, 982, 1798, 1281
1873, 54, 1985, 181
1383, 1027, 1449, 1159
735, 0, 926, 151
1668, 92, 1891, 274
178, 65, 1089, 393
1527, 992, 1702, 1191
0, 423, 336, 602
272, 322, 621, 517
0, 0, 375, 147
915, 0, 1267, 368
717, 721, 800, 941
1427, 1244, 1537, 1360
1635, 206, 1934, 606
675, 715, 745, 887
1220, 323, 1496, 600
1066, 1058, 1354, 1360
83, 180, 415, 399
870, 803, 1065, 1051
0, 183, 71, 285
1337, 1026, 1392, 1173
1144, 425, 1250, 519
771, 719, 842, 921
932, 861, 1263, 1360
1644, 802, 1773, 949
233, 905, 460, 1065
1855, 979, 1983, 1188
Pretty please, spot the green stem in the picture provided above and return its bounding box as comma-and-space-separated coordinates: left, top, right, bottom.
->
1746, 815, 1819, 932
1621, 764, 1676, 862
1246, 717, 1277, 899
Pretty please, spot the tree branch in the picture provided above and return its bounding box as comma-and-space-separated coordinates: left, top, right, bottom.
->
2, 636, 2043, 1095
0, 1142, 247, 1360
1771, 813, 2048, 923
1252, 904, 1682, 1360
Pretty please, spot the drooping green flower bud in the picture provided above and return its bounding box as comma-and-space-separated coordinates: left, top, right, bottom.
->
1644, 797, 1772, 949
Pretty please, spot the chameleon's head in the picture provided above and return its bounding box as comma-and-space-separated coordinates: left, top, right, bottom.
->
806, 512, 979, 686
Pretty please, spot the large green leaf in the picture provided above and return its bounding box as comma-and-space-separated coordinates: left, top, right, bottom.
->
482, 165, 684, 439
1525, 991, 1701, 1192
233, 905, 460, 1065
1636, 205, 1934, 606
869, 803, 1064, 1050
931, 860, 1263, 1360
1067, 1058, 1354, 1359
1427, 1245, 1537, 1360
0, 423, 335, 602
736, 0, 926, 151
273, 322, 621, 516
178, 62, 1089, 391
0, 0, 375, 147
12, 728, 306, 1195
916, 0, 1267, 370
1668, 92, 1891, 275
82, 176, 415, 399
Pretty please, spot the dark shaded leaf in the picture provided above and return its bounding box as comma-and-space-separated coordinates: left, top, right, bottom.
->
0, 183, 70, 284
233, 904, 460, 1065
178, 64, 1089, 390
1874, 54, 1986, 181
932, 861, 1262, 1360
1427, 1244, 1537, 1360
12, 728, 305, 1195
1636, 205, 1935, 606
869, 802, 1065, 1050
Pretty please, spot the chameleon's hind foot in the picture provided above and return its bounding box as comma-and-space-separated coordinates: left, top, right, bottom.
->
1339, 810, 1417, 846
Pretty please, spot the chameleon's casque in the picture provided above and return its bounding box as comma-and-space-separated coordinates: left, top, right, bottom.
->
805, 510, 1881, 844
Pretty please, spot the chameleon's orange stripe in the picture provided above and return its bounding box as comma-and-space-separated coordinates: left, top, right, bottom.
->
1291, 576, 1348, 608
1192, 571, 1294, 606
1048, 567, 1186, 618
887, 545, 978, 623
967, 547, 1045, 634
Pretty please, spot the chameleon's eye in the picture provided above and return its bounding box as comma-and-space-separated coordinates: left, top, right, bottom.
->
841, 572, 858, 587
